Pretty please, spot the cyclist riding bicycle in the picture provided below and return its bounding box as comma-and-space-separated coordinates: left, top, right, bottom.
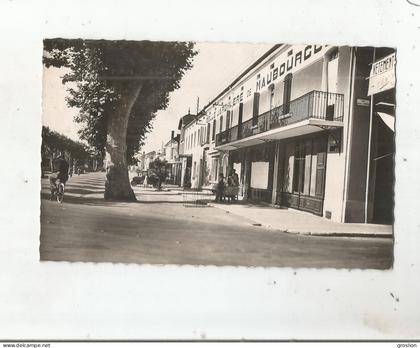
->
49, 153, 69, 198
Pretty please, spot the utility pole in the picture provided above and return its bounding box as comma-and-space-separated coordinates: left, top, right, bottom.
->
365, 47, 376, 223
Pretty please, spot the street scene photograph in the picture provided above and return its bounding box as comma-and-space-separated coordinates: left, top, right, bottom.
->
41, 39, 396, 269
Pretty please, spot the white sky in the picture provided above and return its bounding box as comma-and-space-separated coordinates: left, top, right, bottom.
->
42, 42, 274, 151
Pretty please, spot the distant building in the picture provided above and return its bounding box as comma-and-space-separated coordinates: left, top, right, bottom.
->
163, 131, 181, 185
177, 112, 196, 188
144, 150, 157, 171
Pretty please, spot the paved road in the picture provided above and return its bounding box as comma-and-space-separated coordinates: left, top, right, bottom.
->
40, 172, 393, 269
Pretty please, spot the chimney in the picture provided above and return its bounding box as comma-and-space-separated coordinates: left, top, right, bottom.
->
171, 130, 174, 140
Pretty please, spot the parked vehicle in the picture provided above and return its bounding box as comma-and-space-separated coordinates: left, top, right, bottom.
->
130, 175, 145, 186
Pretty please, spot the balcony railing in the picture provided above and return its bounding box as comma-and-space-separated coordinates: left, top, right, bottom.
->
216, 90, 344, 147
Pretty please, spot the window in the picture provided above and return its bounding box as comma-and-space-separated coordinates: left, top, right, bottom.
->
226, 111, 230, 130
212, 120, 216, 140
193, 161, 197, 179
252, 93, 260, 126
270, 87, 275, 110
220, 116, 223, 133
207, 122, 211, 143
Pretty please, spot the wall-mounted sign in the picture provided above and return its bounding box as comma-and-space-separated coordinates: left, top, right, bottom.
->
357, 98, 370, 107
203, 45, 330, 118
367, 52, 396, 96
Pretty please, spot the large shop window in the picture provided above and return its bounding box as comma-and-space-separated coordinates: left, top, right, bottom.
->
315, 150, 326, 196
250, 161, 269, 189
293, 142, 305, 193
289, 136, 327, 198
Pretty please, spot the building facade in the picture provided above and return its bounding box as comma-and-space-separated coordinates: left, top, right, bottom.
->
177, 44, 395, 224
163, 131, 182, 185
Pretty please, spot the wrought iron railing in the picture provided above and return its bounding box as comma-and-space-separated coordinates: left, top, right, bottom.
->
216, 90, 344, 147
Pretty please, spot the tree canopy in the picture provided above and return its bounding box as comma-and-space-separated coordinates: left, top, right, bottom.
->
43, 39, 197, 200
42, 125, 91, 161
43, 39, 197, 164
41, 126, 94, 177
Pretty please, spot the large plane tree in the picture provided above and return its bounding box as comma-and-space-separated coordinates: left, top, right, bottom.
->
44, 39, 196, 201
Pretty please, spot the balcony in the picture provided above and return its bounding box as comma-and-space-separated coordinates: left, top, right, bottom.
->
216, 90, 344, 149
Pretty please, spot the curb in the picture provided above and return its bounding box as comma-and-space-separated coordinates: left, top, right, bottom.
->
209, 204, 393, 239
280, 229, 393, 239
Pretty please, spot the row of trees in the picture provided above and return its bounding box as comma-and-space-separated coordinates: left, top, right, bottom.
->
43, 39, 197, 201
41, 126, 95, 176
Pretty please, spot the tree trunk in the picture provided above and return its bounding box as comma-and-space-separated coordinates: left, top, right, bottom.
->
104, 82, 143, 201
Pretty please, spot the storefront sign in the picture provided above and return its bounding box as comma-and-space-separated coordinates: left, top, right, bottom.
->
367, 53, 396, 96
205, 45, 329, 115
357, 98, 370, 107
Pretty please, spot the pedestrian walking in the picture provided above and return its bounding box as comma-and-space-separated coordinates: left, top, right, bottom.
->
143, 174, 148, 188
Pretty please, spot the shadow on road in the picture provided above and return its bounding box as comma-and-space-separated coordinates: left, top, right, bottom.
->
133, 191, 182, 196
64, 188, 105, 195
41, 192, 124, 207
41, 191, 214, 207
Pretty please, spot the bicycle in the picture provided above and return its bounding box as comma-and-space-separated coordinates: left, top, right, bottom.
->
50, 179, 65, 203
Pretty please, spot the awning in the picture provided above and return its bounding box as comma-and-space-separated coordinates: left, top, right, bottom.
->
215, 118, 344, 151
376, 112, 395, 132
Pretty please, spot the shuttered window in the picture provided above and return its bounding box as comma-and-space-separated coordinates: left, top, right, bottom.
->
283, 73, 293, 114
238, 103, 243, 125
252, 93, 260, 126
226, 110, 230, 130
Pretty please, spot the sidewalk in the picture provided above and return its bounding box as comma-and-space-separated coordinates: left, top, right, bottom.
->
210, 201, 393, 238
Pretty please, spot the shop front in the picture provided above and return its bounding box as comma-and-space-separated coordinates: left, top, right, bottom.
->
229, 130, 331, 216
277, 133, 328, 216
